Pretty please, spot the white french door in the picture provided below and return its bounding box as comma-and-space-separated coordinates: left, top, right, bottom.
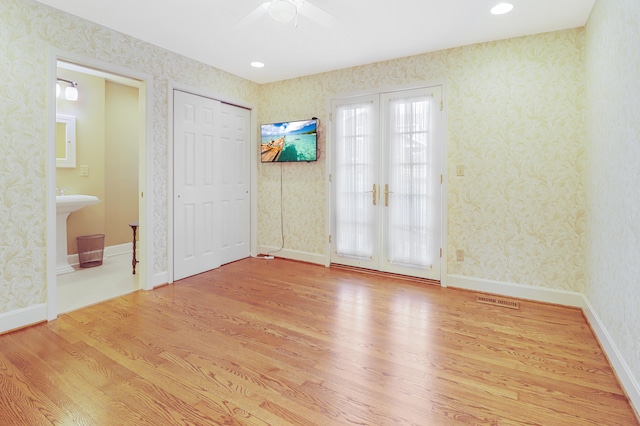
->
332, 94, 381, 268
173, 90, 250, 280
330, 86, 442, 280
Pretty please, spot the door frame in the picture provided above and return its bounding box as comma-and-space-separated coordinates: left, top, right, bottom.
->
46, 49, 155, 320
325, 82, 449, 286
167, 82, 257, 284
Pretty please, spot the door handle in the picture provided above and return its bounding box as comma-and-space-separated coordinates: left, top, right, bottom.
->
373, 183, 377, 206
365, 184, 377, 206
385, 184, 392, 207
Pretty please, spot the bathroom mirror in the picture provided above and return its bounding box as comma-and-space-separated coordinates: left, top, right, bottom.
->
56, 114, 76, 168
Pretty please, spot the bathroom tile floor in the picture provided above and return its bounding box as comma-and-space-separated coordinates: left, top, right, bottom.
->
56, 252, 139, 314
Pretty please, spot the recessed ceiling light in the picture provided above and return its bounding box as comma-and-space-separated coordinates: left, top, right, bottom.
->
251, 62, 265, 68
491, 2, 514, 15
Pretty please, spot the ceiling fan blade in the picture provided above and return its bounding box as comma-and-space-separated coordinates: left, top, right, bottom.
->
297, 1, 337, 27
234, 2, 270, 30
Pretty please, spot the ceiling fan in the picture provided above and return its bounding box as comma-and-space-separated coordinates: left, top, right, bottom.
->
234, 0, 337, 29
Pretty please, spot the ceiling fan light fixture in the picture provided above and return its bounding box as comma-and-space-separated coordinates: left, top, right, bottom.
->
268, 0, 298, 23
491, 2, 514, 15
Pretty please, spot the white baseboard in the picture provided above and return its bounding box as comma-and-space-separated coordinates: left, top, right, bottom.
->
0, 304, 47, 334
256, 246, 325, 266
152, 271, 169, 288
581, 295, 640, 419
104, 243, 133, 258
447, 274, 639, 419
447, 274, 584, 307
67, 242, 133, 267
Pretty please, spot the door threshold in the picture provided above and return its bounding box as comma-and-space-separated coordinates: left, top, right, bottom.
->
330, 263, 440, 286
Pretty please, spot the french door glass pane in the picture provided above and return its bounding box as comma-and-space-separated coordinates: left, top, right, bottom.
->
335, 102, 375, 259
387, 95, 434, 269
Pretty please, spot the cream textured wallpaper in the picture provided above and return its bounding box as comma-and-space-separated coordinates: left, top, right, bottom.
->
0, 0, 259, 313
584, 0, 640, 389
258, 29, 586, 292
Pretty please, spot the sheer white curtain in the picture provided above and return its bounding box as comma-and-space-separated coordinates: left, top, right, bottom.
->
334, 100, 377, 259
384, 94, 436, 269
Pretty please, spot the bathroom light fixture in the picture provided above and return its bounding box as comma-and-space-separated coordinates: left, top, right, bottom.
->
491, 2, 514, 15
56, 78, 79, 101
251, 61, 265, 68
268, 0, 297, 23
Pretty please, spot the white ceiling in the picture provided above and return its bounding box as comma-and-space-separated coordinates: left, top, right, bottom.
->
36, 0, 595, 84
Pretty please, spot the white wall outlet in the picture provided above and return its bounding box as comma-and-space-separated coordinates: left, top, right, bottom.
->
456, 249, 465, 261
80, 165, 89, 177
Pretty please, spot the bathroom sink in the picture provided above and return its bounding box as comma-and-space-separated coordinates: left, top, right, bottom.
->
56, 194, 100, 274
56, 194, 100, 214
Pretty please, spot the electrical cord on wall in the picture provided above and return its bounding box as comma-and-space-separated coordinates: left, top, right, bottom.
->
256, 163, 284, 260
256, 116, 317, 261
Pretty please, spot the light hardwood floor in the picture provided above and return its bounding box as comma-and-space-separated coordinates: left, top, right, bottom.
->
0, 258, 637, 425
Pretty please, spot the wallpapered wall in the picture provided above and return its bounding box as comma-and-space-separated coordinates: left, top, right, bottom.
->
0, 0, 259, 313
584, 0, 640, 390
258, 29, 586, 292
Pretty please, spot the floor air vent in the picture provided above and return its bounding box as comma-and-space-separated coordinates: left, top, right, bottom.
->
476, 295, 520, 310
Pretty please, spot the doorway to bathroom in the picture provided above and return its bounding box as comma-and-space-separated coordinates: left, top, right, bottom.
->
50, 58, 151, 316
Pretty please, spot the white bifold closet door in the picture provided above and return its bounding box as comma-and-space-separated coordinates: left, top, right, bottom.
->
173, 90, 250, 281
330, 86, 442, 281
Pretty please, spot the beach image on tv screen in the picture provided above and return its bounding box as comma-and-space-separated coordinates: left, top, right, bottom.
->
261, 119, 317, 162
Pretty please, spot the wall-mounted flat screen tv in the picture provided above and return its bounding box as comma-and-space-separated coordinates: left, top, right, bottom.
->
261, 118, 318, 163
